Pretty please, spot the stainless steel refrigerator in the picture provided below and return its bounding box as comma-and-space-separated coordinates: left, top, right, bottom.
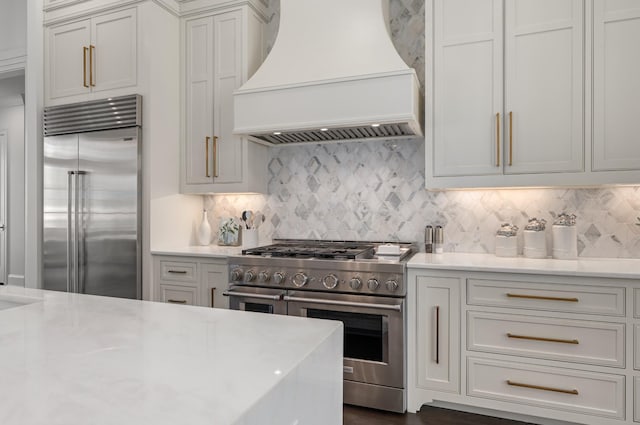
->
43, 95, 141, 299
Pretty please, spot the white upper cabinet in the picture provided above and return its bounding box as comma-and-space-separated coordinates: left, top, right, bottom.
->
592, 0, 640, 171
429, 0, 584, 186
504, 0, 583, 174
182, 6, 268, 194
45, 8, 137, 104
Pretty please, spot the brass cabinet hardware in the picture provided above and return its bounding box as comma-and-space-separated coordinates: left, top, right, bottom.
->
507, 333, 579, 345
205, 136, 211, 177
435, 305, 440, 364
83, 47, 89, 88
89, 45, 95, 87
508, 111, 513, 166
167, 270, 187, 274
496, 112, 501, 166
507, 380, 578, 395
167, 299, 187, 304
211, 287, 216, 308
506, 293, 579, 302
213, 136, 219, 177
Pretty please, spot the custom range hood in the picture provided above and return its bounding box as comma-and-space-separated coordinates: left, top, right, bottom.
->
233, 0, 422, 145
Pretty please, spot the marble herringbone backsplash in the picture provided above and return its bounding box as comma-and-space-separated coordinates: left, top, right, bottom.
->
205, 137, 640, 258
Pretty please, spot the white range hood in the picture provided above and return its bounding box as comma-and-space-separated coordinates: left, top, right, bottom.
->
233, 0, 422, 145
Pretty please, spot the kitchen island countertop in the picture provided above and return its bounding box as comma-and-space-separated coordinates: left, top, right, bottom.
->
0, 286, 342, 425
408, 252, 640, 279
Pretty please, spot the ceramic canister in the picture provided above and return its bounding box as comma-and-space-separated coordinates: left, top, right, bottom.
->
552, 213, 578, 260
523, 217, 547, 259
495, 223, 518, 257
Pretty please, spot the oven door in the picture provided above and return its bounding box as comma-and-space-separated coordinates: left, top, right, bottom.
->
223, 286, 287, 315
284, 291, 404, 389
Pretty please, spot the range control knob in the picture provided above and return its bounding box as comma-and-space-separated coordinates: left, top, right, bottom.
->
273, 272, 286, 285
385, 280, 399, 292
258, 271, 270, 283
322, 274, 339, 289
349, 277, 362, 290
367, 278, 380, 291
230, 268, 243, 281
292, 272, 309, 287
244, 270, 256, 282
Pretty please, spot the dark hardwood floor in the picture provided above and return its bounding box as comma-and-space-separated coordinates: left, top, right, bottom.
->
344, 405, 534, 425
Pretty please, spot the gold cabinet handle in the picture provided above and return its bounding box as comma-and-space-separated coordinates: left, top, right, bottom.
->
89, 45, 95, 87
83, 47, 89, 88
507, 333, 579, 345
213, 136, 219, 177
496, 112, 500, 167
167, 270, 187, 274
508, 111, 513, 166
435, 305, 440, 364
211, 287, 216, 308
168, 299, 187, 304
507, 380, 578, 395
506, 293, 579, 302
205, 136, 211, 178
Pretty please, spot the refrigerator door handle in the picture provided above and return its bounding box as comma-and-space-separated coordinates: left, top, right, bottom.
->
77, 171, 87, 294
67, 171, 75, 293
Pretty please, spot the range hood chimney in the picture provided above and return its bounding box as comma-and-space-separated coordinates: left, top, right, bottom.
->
233, 0, 422, 145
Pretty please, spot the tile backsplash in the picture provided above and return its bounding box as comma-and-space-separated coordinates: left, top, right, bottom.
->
204, 0, 640, 258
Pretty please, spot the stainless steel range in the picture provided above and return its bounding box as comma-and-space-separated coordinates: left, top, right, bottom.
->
225, 239, 416, 413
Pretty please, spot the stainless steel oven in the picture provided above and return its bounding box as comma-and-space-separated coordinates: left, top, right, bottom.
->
285, 290, 405, 412
225, 239, 416, 413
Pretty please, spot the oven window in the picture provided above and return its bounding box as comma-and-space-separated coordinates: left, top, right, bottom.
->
243, 302, 274, 314
307, 309, 384, 362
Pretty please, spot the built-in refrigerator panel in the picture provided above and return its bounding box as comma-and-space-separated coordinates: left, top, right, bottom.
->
43, 95, 142, 299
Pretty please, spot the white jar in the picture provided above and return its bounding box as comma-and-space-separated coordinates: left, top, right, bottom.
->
495, 223, 518, 257
523, 217, 547, 259
552, 213, 577, 260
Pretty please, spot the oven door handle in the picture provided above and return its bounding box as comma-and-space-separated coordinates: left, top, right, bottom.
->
223, 291, 284, 301
283, 295, 402, 312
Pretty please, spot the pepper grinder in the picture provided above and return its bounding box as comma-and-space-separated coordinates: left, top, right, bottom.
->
434, 225, 444, 254
424, 225, 434, 253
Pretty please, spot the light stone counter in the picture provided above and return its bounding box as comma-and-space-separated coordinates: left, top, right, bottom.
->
408, 252, 640, 279
0, 286, 342, 425
150, 245, 243, 258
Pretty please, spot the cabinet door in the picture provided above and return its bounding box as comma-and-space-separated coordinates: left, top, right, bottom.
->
212, 10, 243, 184
202, 262, 229, 308
432, 0, 503, 177
90, 9, 137, 93
593, 1, 640, 171
504, 0, 584, 174
416, 275, 460, 393
47, 19, 91, 99
185, 16, 215, 185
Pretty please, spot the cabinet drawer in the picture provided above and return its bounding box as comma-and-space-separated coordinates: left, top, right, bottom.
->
635, 325, 640, 371
159, 284, 197, 306
634, 288, 640, 319
468, 311, 625, 367
635, 376, 640, 423
159, 261, 198, 283
468, 357, 625, 420
467, 279, 625, 316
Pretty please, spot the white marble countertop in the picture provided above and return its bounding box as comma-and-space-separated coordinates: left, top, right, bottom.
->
0, 286, 342, 425
150, 245, 243, 258
408, 252, 640, 279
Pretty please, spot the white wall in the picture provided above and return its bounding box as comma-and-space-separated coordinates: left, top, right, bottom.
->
0, 0, 27, 73
0, 75, 25, 285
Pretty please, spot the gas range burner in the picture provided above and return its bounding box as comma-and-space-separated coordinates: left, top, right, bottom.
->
242, 240, 377, 260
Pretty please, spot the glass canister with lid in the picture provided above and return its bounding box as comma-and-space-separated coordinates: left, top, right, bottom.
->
523, 218, 547, 259
495, 223, 518, 257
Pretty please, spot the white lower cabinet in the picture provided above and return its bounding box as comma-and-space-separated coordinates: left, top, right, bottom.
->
152, 255, 228, 308
408, 268, 636, 425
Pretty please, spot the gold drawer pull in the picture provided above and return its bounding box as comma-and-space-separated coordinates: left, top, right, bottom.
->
167, 270, 188, 274
168, 299, 187, 304
83, 46, 89, 88
507, 380, 578, 395
211, 287, 216, 308
508, 111, 513, 166
507, 333, 579, 345
506, 293, 579, 302
205, 136, 211, 178
496, 112, 501, 167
